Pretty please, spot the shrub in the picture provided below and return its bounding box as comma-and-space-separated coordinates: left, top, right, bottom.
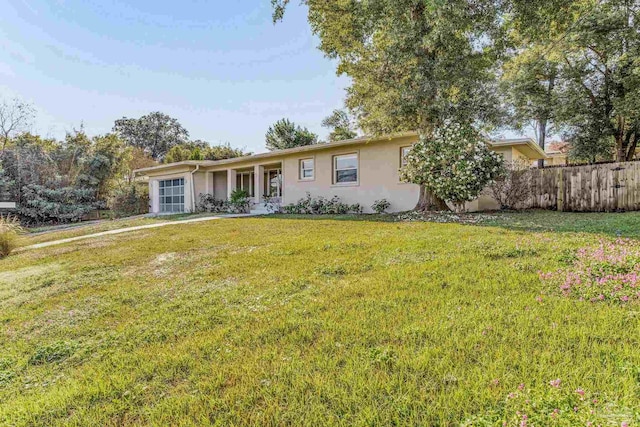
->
18, 184, 97, 225
399, 121, 504, 209
229, 189, 251, 213
109, 184, 149, 218
263, 196, 282, 213
539, 239, 640, 304
0, 215, 23, 259
488, 160, 532, 210
196, 193, 230, 213
282, 193, 362, 215
371, 199, 391, 214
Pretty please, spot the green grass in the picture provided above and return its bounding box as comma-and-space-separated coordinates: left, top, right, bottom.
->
19, 213, 222, 247
0, 212, 639, 425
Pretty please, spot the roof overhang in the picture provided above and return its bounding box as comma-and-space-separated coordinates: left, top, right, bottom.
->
134, 132, 549, 176
488, 138, 549, 160
134, 132, 419, 176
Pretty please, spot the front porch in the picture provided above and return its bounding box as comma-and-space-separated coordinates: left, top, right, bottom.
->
216, 162, 283, 207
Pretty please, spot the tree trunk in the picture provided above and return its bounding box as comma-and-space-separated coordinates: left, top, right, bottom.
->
537, 119, 547, 168
415, 185, 449, 211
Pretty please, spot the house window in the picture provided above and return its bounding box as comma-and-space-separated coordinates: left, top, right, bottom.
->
333, 153, 358, 184
299, 158, 314, 180
159, 178, 185, 213
400, 146, 412, 167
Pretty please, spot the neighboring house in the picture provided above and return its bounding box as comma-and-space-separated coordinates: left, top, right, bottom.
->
544, 142, 570, 166
133, 132, 547, 214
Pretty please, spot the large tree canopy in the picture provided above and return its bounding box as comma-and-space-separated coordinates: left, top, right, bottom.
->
273, 0, 504, 135
113, 112, 189, 161
273, 0, 506, 209
265, 118, 318, 151
504, 0, 640, 162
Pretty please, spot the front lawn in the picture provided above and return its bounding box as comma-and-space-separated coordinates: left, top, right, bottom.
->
1, 214, 639, 425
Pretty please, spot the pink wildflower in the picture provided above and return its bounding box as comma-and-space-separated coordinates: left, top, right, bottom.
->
518, 383, 525, 390
549, 378, 561, 388
576, 388, 585, 397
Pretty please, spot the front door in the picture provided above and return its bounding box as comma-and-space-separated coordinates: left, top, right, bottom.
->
236, 172, 254, 197
265, 169, 282, 198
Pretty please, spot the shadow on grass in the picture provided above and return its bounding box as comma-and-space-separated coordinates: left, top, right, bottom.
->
267, 210, 640, 239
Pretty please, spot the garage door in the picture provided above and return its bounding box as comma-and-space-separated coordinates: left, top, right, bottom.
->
159, 178, 185, 213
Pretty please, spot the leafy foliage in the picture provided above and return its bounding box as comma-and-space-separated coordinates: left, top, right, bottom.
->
371, 199, 391, 214
229, 189, 251, 213
109, 183, 149, 218
282, 193, 362, 215
164, 141, 248, 163
400, 122, 504, 209
265, 118, 318, 151
507, 0, 640, 162
196, 194, 230, 214
18, 184, 97, 224
321, 109, 357, 142
113, 112, 189, 161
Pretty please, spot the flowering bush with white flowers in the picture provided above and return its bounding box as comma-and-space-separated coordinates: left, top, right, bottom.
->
400, 121, 504, 209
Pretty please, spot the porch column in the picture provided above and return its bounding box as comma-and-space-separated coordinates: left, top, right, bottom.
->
254, 165, 264, 204
205, 171, 212, 196
227, 169, 237, 199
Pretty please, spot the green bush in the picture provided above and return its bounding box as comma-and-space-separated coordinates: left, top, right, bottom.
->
109, 184, 149, 218
18, 184, 97, 225
229, 189, 251, 213
282, 193, 362, 215
196, 193, 230, 213
371, 199, 391, 214
0, 215, 23, 259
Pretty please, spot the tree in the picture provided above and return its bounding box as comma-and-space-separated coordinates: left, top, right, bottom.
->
164, 141, 248, 163
202, 142, 249, 161
501, 46, 559, 167
0, 97, 35, 151
508, 0, 640, 162
322, 109, 358, 141
113, 112, 189, 161
273, 0, 505, 210
265, 118, 318, 151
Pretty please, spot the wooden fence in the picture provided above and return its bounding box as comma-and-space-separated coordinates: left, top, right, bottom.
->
529, 161, 640, 212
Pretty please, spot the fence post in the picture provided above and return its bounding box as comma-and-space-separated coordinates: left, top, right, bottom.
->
557, 168, 564, 212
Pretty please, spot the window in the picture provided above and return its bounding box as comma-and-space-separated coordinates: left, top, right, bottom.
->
400, 146, 412, 167
159, 178, 185, 213
333, 153, 358, 184
299, 158, 314, 180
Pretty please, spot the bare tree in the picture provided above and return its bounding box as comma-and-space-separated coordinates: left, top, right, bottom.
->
0, 98, 35, 151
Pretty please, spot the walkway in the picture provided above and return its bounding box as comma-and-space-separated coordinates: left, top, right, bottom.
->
21, 214, 256, 251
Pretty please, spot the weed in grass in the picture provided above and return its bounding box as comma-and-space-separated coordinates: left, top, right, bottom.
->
29, 341, 79, 365
540, 238, 640, 304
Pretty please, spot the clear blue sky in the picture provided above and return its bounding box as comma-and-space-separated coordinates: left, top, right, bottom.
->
0, 0, 349, 153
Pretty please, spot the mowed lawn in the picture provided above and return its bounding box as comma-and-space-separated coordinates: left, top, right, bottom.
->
1, 214, 639, 426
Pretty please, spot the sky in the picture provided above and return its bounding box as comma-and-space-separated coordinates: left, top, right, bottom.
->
0, 0, 350, 153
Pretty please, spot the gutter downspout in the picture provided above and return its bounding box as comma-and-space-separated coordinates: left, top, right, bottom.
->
190, 165, 200, 213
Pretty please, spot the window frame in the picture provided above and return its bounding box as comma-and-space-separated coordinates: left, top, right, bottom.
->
332, 152, 359, 186
299, 157, 315, 181
400, 146, 412, 168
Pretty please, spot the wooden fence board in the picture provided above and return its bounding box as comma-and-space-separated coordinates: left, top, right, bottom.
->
527, 161, 640, 212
